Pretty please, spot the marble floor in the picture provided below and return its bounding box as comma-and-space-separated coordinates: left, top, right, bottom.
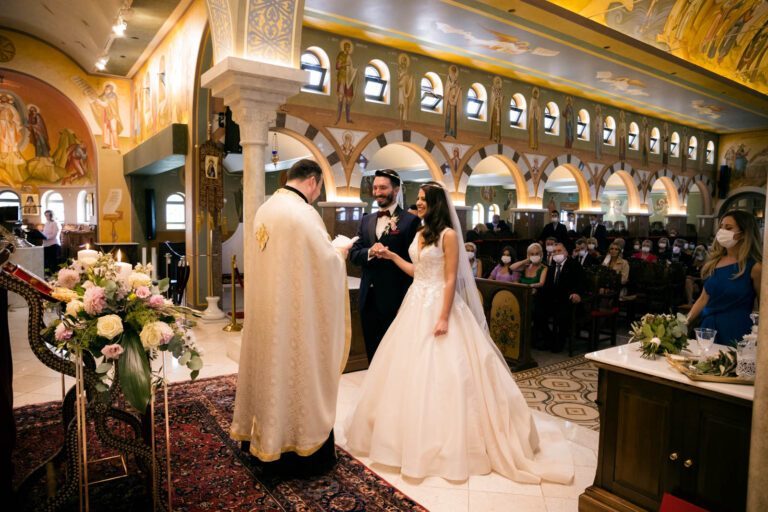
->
9, 305, 598, 512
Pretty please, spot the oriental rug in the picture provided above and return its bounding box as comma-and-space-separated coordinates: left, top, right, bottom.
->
514, 356, 600, 431
12, 375, 426, 511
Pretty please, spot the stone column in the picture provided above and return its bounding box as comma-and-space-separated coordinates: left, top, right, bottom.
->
510, 208, 548, 240
747, 193, 768, 512
201, 57, 305, 355
625, 212, 650, 238
665, 213, 688, 234
696, 214, 716, 243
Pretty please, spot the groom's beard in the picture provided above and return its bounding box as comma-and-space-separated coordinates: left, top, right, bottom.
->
375, 192, 395, 208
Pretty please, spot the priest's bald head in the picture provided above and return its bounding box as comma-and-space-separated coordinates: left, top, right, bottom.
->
286, 159, 324, 204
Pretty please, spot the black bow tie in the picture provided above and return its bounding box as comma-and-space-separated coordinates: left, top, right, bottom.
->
377, 210, 392, 218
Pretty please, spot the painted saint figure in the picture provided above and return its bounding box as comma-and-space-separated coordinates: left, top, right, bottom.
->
640, 116, 650, 166
444, 65, 461, 138
335, 40, 356, 124
681, 129, 688, 173
0, 93, 28, 187
563, 96, 574, 149
662, 122, 670, 165
528, 87, 541, 150
89, 83, 123, 151
617, 110, 627, 161
489, 76, 503, 143
593, 104, 603, 160
27, 105, 50, 157
397, 54, 415, 126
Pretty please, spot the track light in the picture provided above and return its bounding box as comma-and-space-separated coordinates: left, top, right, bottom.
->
95, 56, 109, 71
113, 16, 127, 36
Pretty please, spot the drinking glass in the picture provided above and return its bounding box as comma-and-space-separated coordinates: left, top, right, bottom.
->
694, 328, 717, 356
736, 340, 757, 379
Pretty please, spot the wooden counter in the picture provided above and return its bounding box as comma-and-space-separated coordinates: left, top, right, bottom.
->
580, 343, 752, 512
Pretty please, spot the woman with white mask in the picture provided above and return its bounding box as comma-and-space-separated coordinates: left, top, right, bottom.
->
510, 242, 548, 289
465, 242, 482, 278
687, 211, 762, 346
489, 245, 519, 282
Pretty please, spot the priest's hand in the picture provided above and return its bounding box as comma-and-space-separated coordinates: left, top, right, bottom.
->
433, 317, 448, 337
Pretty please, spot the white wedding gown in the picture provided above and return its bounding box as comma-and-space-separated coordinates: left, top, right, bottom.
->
344, 232, 574, 484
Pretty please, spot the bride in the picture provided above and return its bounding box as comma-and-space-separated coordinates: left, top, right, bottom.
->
344, 181, 574, 484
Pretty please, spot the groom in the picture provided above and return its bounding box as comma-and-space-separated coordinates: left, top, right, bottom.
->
350, 169, 420, 363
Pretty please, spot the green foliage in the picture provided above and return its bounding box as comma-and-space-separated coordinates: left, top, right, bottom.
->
118, 330, 151, 411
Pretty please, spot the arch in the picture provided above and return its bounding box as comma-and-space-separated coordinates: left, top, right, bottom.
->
300, 46, 331, 94
715, 186, 766, 216
683, 174, 714, 214
628, 122, 639, 150
538, 154, 592, 210
577, 108, 590, 141
650, 126, 661, 154
670, 131, 680, 157
644, 169, 683, 213
687, 135, 698, 160
705, 140, 715, 164
463, 143, 533, 202
355, 129, 447, 188
421, 72, 444, 113
467, 82, 487, 121
544, 101, 559, 135
365, 59, 390, 103
272, 113, 343, 200
510, 93, 526, 129
596, 162, 643, 212
603, 116, 616, 146
205, 0, 234, 63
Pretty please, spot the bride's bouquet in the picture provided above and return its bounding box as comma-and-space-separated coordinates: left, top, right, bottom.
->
42, 253, 202, 411
629, 313, 689, 359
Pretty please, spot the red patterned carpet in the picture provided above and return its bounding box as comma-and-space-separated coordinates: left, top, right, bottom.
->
12, 375, 426, 512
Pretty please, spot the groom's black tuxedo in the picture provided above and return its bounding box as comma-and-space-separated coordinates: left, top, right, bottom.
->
350, 206, 420, 362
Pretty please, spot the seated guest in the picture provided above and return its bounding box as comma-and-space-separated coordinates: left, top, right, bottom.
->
573, 238, 600, 267
539, 210, 568, 245
544, 236, 558, 266
668, 228, 679, 239
682, 240, 694, 258
685, 245, 707, 305
580, 214, 607, 251
603, 243, 629, 286
538, 243, 585, 352
510, 243, 548, 289
633, 239, 658, 262
586, 237, 602, 261
465, 223, 488, 242
465, 242, 482, 278
486, 214, 511, 235
489, 246, 519, 282
670, 238, 691, 266
650, 221, 668, 235
656, 237, 671, 261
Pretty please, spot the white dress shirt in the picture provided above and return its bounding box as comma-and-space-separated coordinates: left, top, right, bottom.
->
42, 220, 61, 247
374, 203, 398, 239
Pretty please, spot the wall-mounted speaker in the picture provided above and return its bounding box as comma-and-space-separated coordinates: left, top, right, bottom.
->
145, 189, 157, 240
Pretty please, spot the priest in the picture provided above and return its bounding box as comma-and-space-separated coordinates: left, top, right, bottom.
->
230, 159, 350, 476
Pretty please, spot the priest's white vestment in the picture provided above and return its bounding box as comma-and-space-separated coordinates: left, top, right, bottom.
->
230, 188, 350, 461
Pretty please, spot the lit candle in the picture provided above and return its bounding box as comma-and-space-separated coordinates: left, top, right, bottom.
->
141, 246, 147, 265
150, 247, 158, 280
77, 243, 99, 266
115, 249, 132, 282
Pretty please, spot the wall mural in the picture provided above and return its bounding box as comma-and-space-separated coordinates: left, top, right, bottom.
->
397, 53, 415, 126
444, 64, 461, 139
550, 0, 768, 95
0, 70, 95, 188
335, 39, 356, 125
434, 22, 560, 57
720, 131, 768, 189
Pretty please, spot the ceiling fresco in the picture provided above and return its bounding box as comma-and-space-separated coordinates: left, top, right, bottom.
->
547, 0, 768, 96
305, 0, 768, 133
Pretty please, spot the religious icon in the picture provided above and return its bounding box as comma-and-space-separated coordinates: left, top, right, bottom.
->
89, 82, 123, 151
21, 193, 39, 216
335, 39, 356, 124
444, 65, 461, 138
397, 53, 415, 126
593, 104, 603, 160
450, 146, 461, 173
489, 76, 503, 143
617, 110, 627, 161
341, 131, 354, 158
528, 87, 541, 150
205, 155, 219, 180
563, 96, 574, 149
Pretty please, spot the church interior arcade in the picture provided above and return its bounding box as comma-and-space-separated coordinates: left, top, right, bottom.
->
1, 1, 768, 511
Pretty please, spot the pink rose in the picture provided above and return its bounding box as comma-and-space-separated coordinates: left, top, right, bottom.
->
56, 268, 80, 289
83, 286, 107, 315
101, 343, 124, 360
54, 322, 73, 341
135, 286, 151, 299
148, 295, 165, 308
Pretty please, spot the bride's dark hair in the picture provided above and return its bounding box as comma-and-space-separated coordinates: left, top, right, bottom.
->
420, 182, 453, 247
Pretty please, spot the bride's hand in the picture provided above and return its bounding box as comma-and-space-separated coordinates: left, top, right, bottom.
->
378, 247, 395, 260
433, 317, 448, 337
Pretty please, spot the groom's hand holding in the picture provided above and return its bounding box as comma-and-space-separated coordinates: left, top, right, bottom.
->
369, 242, 386, 259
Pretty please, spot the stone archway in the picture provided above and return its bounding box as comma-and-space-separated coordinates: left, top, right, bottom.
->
644, 169, 684, 212
537, 154, 592, 210
682, 174, 714, 214
463, 143, 534, 206
355, 129, 447, 187
597, 162, 643, 212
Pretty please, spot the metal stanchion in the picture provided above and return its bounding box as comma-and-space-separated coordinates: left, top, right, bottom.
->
223, 255, 242, 332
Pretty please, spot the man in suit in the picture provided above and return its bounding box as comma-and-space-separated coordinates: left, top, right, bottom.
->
581, 214, 607, 251
485, 214, 511, 235
350, 169, 420, 363
539, 210, 568, 246
537, 243, 585, 352
573, 238, 600, 267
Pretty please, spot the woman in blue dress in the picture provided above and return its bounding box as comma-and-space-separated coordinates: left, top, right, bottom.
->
688, 210, 762, 346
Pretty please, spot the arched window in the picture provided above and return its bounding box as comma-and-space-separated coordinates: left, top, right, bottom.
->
688, 136, 698, 160
577, 109, 590, 141
628, 122, 639, 150
466, 83, 487, 121
41, 191, 65, 222
420, 72, 444, 113
509, 93, 526, 128
650, 127, 660, 154
603, 116, 616, 146
544, 102, 559, 135
364, 59, 389, 103
165, 193, 185, 230
706, 140, 715, 164
487, 203, 500, 222
0, 190, 20, 209
300, 47, 330, 94
76, 190, 88, 224
472, 203, 484, 226
671, 131, 680, 157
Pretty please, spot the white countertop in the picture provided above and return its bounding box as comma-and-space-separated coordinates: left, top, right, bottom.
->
586, 342, 754, 402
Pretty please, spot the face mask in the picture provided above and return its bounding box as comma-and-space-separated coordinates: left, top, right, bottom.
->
553, 254, 566, 264
590, 220, 597, 226
642, 246, 651, 253
659, 243, 667, 249
551, 217, 559, 223
715, 228, 739, 248
697, 254, 705, 261
673, 246, 681, 254
634, 245, 641, 251
468, 253, 475, 261
579, 250, 587, 257
683, 243, 689, 250
529, 255, 541, 264
501, 255, 512, 264
587, 244, 596, 250
546, 245, 555, 253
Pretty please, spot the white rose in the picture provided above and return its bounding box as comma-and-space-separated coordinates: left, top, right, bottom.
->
650, 337, 661, 346
128, 272, 153, 290
139, 321, 174, 349
66, 300, 84, 318
97, 314, 124, 340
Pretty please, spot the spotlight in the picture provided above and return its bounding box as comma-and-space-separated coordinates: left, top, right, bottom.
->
113, 16, 127, 37
95, 56, 109, 71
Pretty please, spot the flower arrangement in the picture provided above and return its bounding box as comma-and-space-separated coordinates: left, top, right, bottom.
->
629, 313, 689, 359
42, 253, 202, 411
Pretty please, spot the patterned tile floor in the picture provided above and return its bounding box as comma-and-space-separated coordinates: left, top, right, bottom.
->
8, 305, 616, 511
